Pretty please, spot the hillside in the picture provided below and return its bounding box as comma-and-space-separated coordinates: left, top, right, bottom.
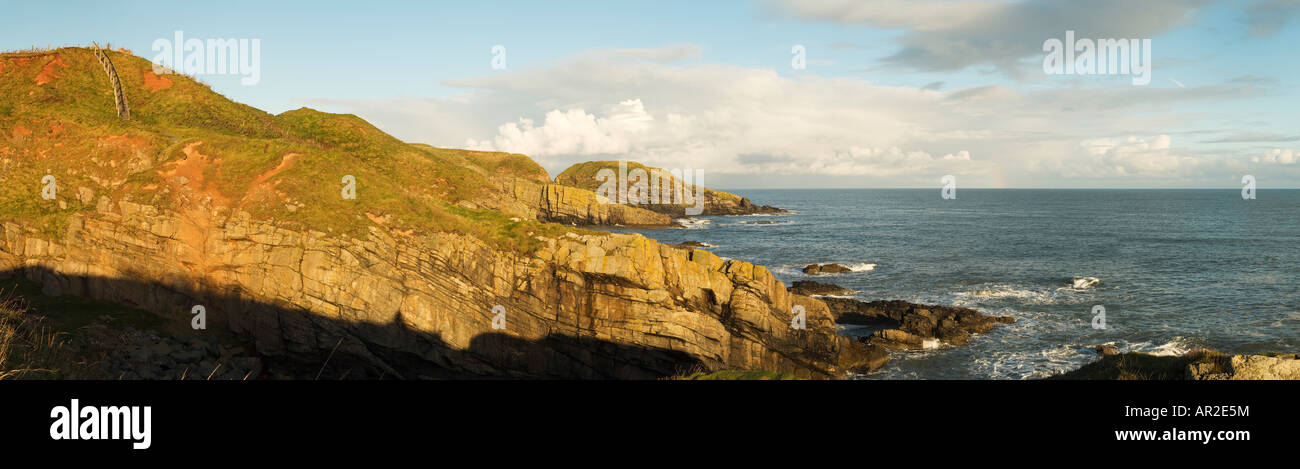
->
555, 160, 784, 216
0, 47, 883, 379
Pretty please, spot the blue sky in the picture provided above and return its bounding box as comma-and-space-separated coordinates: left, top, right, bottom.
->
4, 0, 1299, 188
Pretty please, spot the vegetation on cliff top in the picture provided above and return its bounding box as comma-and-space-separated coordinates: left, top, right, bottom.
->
555, 159, 744, 202
0, 47, 569, 252
0, 290, 75, 379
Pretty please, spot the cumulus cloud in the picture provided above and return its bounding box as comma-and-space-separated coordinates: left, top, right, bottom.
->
1255, 149, 1297, 164
1072, 134, 1185, 176
467, 99, 654, 157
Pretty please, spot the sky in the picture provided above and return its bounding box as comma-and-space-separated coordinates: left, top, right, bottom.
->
4, 0, 1299, 188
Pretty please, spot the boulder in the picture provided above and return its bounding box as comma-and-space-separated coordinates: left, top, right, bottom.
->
1094, 344, 1119, 356
1224, 354, 1300, 380
803, 263, 852, 275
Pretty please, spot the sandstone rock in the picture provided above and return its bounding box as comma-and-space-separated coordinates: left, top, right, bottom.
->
802, 263, 852, 275
1, 209, 878, 379
553, 161, 786, 217
493, 177, 675, 227
1225, 354, 1300, 380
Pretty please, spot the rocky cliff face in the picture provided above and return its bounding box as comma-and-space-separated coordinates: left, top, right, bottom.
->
1186, 354, 1300, 380
0, 197, 883, 379
553, 161, 785, 217
490, 177, 675, 228
0, 47, 882, 380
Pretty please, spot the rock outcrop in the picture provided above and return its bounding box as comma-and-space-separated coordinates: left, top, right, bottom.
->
0, 203, 884, 379
1186, 354, 1300, 380
803, 263, 852, 275
492, 177, 676, 228
822, 298, 1015, 349
553, 161, 785, 216
1093, 344, 1119, 356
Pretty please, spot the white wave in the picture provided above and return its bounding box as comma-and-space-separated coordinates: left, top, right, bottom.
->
770, 265, 800, 277
1070, 276, 1101, 290
1271, 312, 1300, 327
813, 293, 859, 299
847, 262, 876, 272
674, 218, 712, 229
970, 343, 1093, 380
1132, 337, 1193, 357
952, 284, 1061, 305
733, 220, 794, 226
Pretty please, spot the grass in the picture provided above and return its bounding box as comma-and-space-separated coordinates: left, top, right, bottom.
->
0, 276, 166, 334
1049, 350, 1232, 380
0, 290, 76, 379
0, 46, 598, 253
555, 160, 742, 203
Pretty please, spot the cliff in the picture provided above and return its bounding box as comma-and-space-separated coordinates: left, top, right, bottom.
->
555, 160, 785, 216
0, 47, 878, 378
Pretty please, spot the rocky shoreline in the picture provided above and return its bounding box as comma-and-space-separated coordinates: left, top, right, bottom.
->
1053, 349, 1300, 380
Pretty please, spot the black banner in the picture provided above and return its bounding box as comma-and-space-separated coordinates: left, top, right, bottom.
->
2, 380, 1293, 456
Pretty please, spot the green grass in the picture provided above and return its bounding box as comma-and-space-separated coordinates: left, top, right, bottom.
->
0, 276, 165, 334
0, 287, 77, 379
1, 47, 597, 253
554, 160, 743, 203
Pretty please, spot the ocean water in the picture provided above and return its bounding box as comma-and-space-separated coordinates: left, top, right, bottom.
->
614, 189, 1300, 379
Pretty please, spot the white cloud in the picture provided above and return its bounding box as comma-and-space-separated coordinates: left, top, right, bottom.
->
306, 45, 1285, 187
467, 99, 654, 157
1255, 148, 1297, 164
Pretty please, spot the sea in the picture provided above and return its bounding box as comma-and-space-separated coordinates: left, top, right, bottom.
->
613, 189, 1300, 379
